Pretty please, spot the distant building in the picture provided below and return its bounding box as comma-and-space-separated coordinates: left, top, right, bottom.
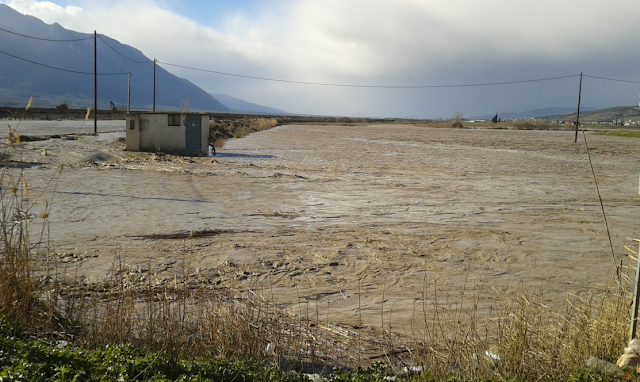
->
126, 112, 210, 155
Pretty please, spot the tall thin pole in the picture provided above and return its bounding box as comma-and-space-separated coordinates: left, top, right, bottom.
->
153, 58, 156, 113
127, 71, 131, 114
574, 72, 582, 143
94, 30, 97, 135
631, 239, 640, 341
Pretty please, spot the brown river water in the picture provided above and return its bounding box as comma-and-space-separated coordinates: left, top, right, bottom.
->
9, 121, 640, 336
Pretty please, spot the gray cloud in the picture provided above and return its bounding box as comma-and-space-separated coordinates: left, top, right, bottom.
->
4, 0, 640, 117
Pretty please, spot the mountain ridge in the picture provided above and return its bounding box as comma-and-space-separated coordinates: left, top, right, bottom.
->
0, 4, 229, 112
210, 93, 289, 115
541, 106, 640, 122
470, 107, 598, 120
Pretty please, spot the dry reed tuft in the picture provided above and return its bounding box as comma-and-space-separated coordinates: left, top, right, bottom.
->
0, 169, 57, 338
213, 138, 227, 148
61, 261, 281, 362
209, 118, 279, 140
6, 127, 15, 146
405, 275, 630, 381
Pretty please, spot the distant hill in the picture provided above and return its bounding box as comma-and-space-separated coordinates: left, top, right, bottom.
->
541, 106, 640, 123
471, 107, 598, 120
0, 4, 230, 112
210, 93, 289, 115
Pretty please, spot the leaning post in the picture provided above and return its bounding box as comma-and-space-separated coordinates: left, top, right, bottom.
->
574, 72, 582, 143
631, 246, 640, 341
631, 178, 640, 341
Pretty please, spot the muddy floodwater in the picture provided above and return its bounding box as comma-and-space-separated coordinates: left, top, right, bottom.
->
12, 122, 640, 334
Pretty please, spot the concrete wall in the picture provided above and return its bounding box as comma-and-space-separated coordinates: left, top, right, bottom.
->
125, 114, 141, 151
126, 113, 209, 154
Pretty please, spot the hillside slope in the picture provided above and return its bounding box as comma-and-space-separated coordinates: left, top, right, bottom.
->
0, 4, 229, 112
542, 106, 640, 122
210, 93, 289, 115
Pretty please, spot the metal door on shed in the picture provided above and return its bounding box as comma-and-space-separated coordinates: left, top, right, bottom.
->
185, 115, 201, 150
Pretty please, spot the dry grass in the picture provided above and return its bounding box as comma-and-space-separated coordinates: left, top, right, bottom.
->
0, 167, 59, 338
210, 118, 279, 139
511, 121, 569, 130
401, 269, 632, 381
213, 137, 227, 148
64, 268, 279, 361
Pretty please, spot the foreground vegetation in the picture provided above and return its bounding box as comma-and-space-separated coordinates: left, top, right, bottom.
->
0, 136, 636, 381
0, 335, 310, 382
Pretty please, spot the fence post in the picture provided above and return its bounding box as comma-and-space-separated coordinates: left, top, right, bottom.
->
574, 72, 582, 143
631, 177, 640, 341
632, 242, 640, 341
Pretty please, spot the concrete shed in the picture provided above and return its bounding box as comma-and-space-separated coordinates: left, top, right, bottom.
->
126, 113, 210, 155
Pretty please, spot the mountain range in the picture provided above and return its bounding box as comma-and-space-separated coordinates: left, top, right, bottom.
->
470, 107, 599, 121
541, 106, 640, 122
0, 4, 288, 114
209, 93, 287, 115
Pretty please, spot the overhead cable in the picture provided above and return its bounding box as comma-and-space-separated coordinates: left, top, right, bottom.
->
0, 49, 129, 75
158, 61, 580, 88
1, 26, 636, 89
97, 34, 152, 64
0, 26, 92, 41
583, 75, 640, 84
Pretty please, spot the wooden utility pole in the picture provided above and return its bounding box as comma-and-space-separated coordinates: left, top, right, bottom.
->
127, 72, 131, 114
153, 58, 156, 113
94, 30, 97, 135
574, 72, 582, 143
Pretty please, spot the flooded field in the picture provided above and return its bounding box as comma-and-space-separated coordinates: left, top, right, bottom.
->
10, 121, 640, 334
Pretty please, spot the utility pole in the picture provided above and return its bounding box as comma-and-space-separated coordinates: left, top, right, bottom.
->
94, 30, 97, 135
153, 58, 156, 113
574, 72, 582, 143
127, 72, 131, 114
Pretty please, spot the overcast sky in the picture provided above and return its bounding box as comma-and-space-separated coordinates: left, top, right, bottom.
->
2, 0, 640, 118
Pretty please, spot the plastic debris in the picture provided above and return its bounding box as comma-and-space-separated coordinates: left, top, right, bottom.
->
485, 350, 500, 361
617, 353, 640, 368
625, 338, 640, 355
586, 356, 625, 377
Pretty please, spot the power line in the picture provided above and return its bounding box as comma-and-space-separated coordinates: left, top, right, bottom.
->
0, 48, 129, 75
583, 75, 640, 84
157, 61, 580, 88
0, 26, 92, 41
1, 25, 637, 89
97, 34, 152, 64
2, 26, 637, 90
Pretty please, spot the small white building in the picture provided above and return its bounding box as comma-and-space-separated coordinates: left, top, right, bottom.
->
126, 113, 210, 155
